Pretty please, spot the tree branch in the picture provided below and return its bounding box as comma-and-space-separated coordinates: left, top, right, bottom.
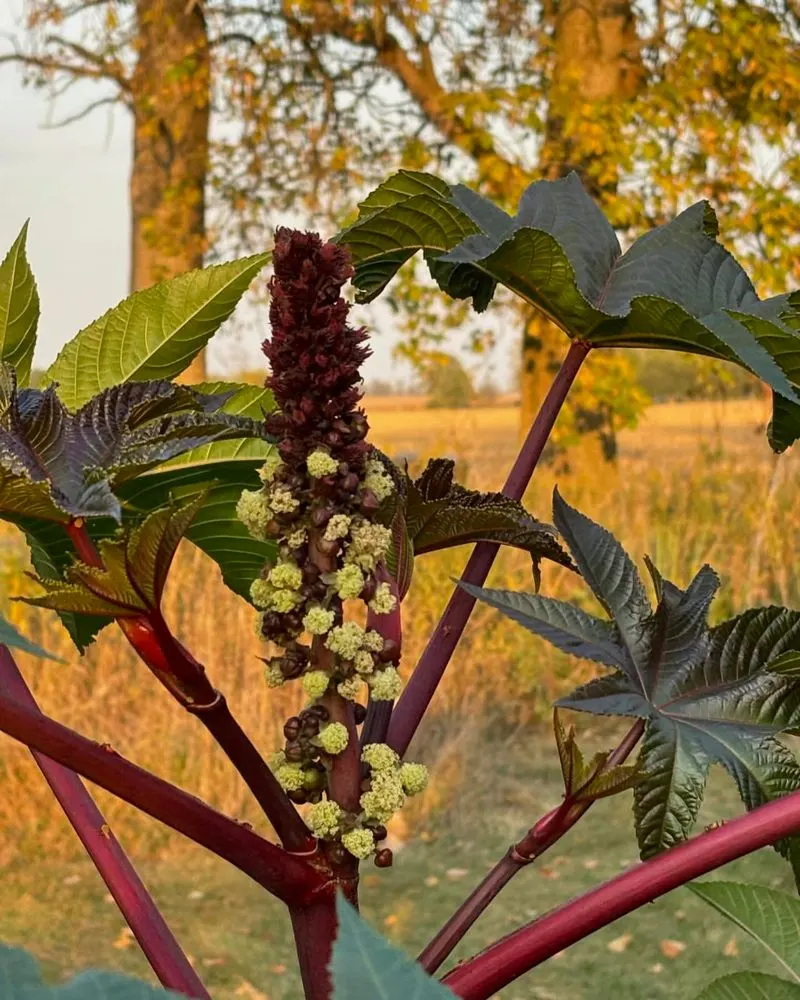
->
0, 645, 210, 998
444, 784, 800, 999
0, 691, 321, 904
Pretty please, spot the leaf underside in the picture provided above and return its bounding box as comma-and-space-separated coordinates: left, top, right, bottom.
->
339, 170, 800, 450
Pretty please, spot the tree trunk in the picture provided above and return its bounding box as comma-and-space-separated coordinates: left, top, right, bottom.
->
130, 0, 210, 383
519, 0, 643, 446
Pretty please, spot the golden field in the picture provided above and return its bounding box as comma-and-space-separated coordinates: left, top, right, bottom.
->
0, 394, 796, 859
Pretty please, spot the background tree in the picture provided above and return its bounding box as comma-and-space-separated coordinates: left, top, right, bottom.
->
3, 0, 798, 415
423, 353, 474, 410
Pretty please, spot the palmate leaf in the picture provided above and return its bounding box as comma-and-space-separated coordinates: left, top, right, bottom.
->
691, 881, 800, 999
44, 253, 271, 409
339, 171, 800, 451
0, 941, 176, 997
117, 382, 277, 604
21, 497, 205, 619
467, 491, 800, 878
331, 896, 455, 1000
375, 455, 572, 597
0, 368, 265, 523
0, 222, 38, 386
695, 973, 800, 1000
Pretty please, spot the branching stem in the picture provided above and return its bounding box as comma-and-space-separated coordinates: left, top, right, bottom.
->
387, 340, 591, 756
0, 692, 322, 903
443, 781, 800, 999
0, 646, 210, 998
419, 719, 644, 973
64, 518, 312, 851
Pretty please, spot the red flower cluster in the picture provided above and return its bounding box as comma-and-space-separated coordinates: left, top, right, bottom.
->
264, 229, 371, 475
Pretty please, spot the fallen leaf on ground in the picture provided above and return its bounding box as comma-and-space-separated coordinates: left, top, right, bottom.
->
446, 868, 469, 880
607, 934, 633, 953
424, 876, 439, 887
723, 937, 739, 957
650, 963, 664, 974
583, 859, 599, 870
235, 982, 269, 1000
660, 939, 687, 959
112, 928, 134, 950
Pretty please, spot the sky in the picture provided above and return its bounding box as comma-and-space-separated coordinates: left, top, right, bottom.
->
0, 3, 511, 388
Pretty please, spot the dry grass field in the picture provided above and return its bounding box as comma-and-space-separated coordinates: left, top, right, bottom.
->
2, 394, 800, 998
0, 393, 794, 859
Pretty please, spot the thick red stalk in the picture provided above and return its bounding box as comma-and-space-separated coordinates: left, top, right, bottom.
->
387, 340, 591, 756
419, 719, 644, 973
65, 520, 312, 851
0, 692, 321, 903
290, 899, 340, 1000
0, 646, 209, 998
444, 785, 800, 999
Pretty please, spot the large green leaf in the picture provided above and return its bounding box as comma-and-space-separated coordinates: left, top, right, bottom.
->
0, 942, 176, 997
695, 973, 800, 999
331, 896, 455, 1000
119, 461, 274, 604
467, 492, 800, 876
341, 172, 800, 451
0, 222, 38, 385
44, 254, 270, 409
690, 881, 800, 983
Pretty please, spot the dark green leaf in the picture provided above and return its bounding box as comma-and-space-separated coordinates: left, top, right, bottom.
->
405, 458, 572, 573
0, 941, 177, 997
0, 370, 264, 523
472, 495, 800, 869
331, 896, 456, 1000
118, 461, 275, 604
343, 171, 800, 451
0, 222, 38, 385
0, 609, 61, 661
45, 254, 271, 409
458, 582, 624, 668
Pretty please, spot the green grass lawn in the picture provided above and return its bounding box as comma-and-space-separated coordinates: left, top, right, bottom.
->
1, 728, 796, 999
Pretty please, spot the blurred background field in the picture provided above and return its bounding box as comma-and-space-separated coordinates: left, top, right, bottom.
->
1, 389, 799, 997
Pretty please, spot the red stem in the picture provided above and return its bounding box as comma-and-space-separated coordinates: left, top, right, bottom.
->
0, 646, 210, 998
289, 862, 359, 1000
419, 719, 644, 973
65, 519, 312, 851
361, 569, 402, 748
387, 340, 591, 756
444, 784, 800, 999
0, 691, 322, 904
